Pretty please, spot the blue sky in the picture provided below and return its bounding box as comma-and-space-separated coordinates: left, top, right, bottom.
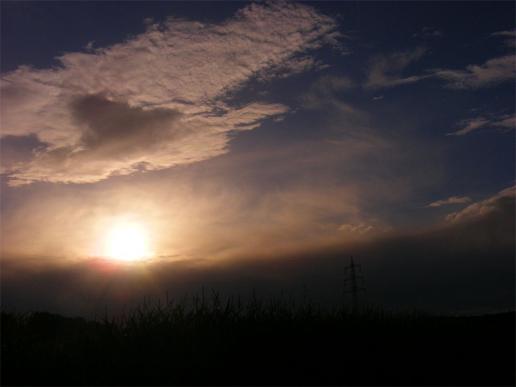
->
0, 1, 514, 314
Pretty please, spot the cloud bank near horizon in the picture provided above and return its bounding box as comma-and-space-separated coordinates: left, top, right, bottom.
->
2, 184, 513, 316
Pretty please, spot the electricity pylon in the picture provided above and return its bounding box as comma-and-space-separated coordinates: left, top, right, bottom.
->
344, 256, 365, 313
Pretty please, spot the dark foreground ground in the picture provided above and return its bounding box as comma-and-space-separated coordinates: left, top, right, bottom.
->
1, 297, 514, 386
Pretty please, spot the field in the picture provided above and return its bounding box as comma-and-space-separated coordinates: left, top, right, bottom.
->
1, 294, 514, 386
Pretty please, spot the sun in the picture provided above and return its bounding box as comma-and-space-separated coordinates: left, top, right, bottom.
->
104, 222, 152, 262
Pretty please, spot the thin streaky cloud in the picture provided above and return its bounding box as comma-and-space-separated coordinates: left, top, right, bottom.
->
491, 29, 516, 38
412, 26, 444, 39
447, 113, 516, 136
491, 29, 516, 48
427, 196, 472, 208
431, 55, 515, 89
431, 30, 515, 87
364, 41, 514, 91
364, 47, 430, 89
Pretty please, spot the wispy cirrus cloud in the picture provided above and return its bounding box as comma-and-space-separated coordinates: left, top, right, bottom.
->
432, 55, 516, 89
365, 52, 515, 91
490, 29, 516, 48
491, 29, 516, 38
366, 28, 515, 91
447, 113, 515, 136
300, 75, 365, 124
427, 196, 472, 208
428, 29, 515, 89
0, 2, 340, 186
364, 47, 431, 89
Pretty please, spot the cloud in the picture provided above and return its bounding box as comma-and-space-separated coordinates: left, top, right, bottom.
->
491, 29, 516, 48
494, 114, 516, 129
412, 26, 444, 39
432, 55, 516, 89
427, 196, 472, 208
300, 74, 366, 128
338, 223, 374, 234
0, 134, 45, 174
257, 55, 329, 81
313, 74, 355, 93
0, 122, 441, 264
445, 185, 515, 223
447, 117, 491, 136
428, 30, 515, 88
2, 187, 513, 316
301, 75, 358, 112
364, 35, 514, 91
337, 221, 390, 237
0, 2, 340, 186
364, 47, 431, 89
447, 113, 515, 136
3, 96, 289, 185
491, 29, 516, 38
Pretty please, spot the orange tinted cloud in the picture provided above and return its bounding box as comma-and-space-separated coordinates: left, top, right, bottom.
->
1, 2, 339, 186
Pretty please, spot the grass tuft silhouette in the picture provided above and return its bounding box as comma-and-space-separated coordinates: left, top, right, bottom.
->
1, 291, 514, 385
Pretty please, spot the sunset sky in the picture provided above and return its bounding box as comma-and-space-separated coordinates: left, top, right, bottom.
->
1, 1, 514, 316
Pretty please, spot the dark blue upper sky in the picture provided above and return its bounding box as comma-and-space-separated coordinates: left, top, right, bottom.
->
2, 2, 514, 69
1, 0, 514, 208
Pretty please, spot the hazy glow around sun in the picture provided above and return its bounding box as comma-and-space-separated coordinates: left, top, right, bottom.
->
103, 221, 152, 262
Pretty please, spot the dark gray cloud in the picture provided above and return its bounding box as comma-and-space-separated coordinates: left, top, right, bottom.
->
0, 134, 46, 173
72, 95, 182, 154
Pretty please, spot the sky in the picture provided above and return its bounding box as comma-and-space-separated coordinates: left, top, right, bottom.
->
1, 1, 514, 316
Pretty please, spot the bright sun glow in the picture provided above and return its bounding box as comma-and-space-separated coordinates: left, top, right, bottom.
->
104, 222, 152, 262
